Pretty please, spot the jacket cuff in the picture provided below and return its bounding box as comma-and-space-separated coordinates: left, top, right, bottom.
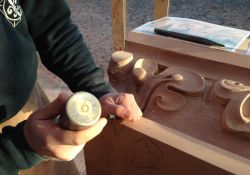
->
92, 84, 117, 99
3, 121, 47, 170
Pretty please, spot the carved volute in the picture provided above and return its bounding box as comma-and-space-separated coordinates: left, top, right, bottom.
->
108, 51, 250, 139
211, 79, 250, 137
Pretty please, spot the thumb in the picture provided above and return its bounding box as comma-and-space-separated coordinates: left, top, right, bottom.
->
53, 117, 108, 145
34, 93, 69, 120
82, 117, 108, 142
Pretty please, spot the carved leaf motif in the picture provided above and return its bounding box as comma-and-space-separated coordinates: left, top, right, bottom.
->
145, 138, 164, 160
154, 91, 186, 112
139, 66, 205, 111
212, 79, 250, 137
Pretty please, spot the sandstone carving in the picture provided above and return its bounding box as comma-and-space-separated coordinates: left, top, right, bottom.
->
86, 48, 250, 175
134, 61, 206, 111
132, 58, 158, 85
154, 90, 186, 112
108, 51, 134, 91
111, 51, 134, 67
108, 51, 206, 112
108, 51, 250, 139
211, 79, 250, 137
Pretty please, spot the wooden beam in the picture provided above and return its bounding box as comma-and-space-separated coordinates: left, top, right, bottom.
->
122, 118, 250, 175
85, 118, 249, 175
112, 0, 126, 51
154, 0, 170, 20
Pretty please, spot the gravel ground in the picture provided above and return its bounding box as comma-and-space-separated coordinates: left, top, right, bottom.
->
66, 0, 250, 69
38, 0, 250, 99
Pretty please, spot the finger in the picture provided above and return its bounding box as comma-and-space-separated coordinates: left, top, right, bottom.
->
34, 93, 69, 120
106, 103, 132, 119
120, 106, 142, 122
133, 107, 143, 121
53, 118, 107, 145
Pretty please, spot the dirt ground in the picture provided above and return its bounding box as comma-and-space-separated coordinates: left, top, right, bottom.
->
67, 0, 250, 69
38, 0, 250, 99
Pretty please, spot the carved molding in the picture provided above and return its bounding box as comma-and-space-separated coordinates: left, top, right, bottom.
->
108, 51, 250, 139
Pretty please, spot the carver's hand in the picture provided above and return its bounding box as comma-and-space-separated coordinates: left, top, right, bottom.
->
99, 93, 142, 121
24, 93, 107, 161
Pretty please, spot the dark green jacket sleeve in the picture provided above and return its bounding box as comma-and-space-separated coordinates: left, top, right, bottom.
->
0, 0, 115, 174
22, 0, 115, 98
0, 121, 45, 175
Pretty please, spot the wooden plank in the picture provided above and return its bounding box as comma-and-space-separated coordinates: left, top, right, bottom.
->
124, 41, 250, 84
154, 0, 170, 20
85, 117, 250, 175
85, 119, 234, 175
112, 0, 126, 51
122, 118, 250, 175
127, 31, 250, 69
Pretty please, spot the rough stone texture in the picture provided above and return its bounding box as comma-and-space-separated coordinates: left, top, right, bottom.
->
38, 0, 250, 99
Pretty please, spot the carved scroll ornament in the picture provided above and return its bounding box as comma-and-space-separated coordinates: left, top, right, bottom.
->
211, 79, 250, 137
108, 51, 250, 139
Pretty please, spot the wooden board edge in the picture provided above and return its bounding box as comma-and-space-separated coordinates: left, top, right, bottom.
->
122, 117, 250, 175
154, 0, 170, 20
126, 31, 250, 69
